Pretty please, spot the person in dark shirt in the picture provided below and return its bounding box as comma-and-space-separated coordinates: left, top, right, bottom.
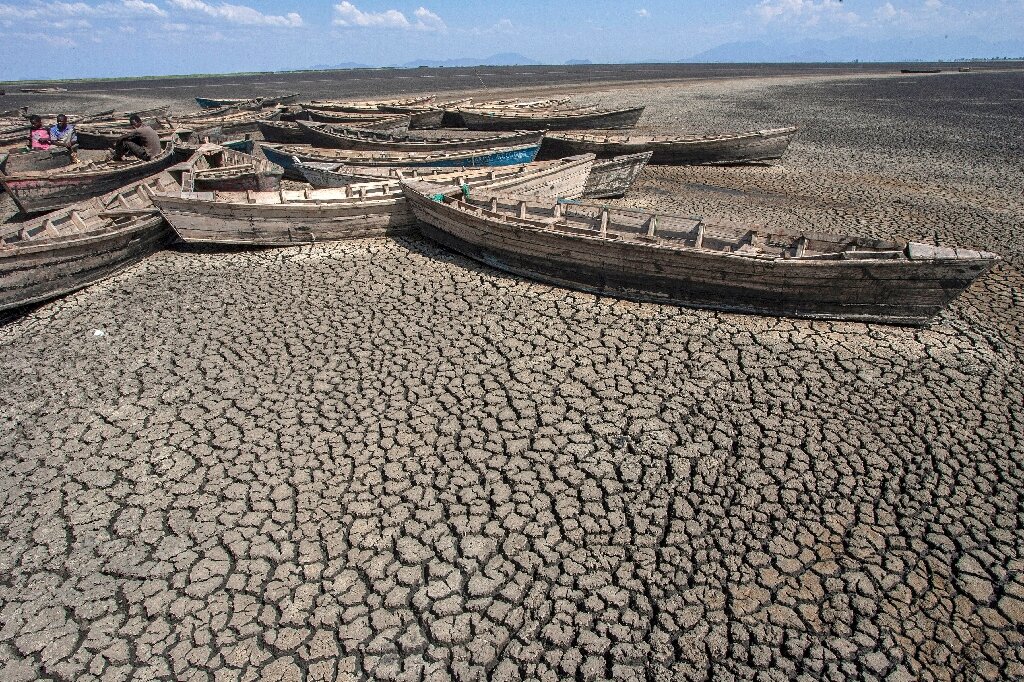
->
113, 114, 162, 161
48, 114, 77, 148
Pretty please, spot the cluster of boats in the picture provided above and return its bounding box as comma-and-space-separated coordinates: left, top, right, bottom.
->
0, 93, 999, 326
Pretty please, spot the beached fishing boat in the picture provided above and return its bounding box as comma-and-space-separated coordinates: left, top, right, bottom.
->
302, 96, 435, 113
582, 152, 652, 199
379, 98, 473, 129
441, 98, 575, 127
900, 69, 942, 74
294, 121, 545, 153
152, 154, 594, 247
402, 181, 1000, 326
540, 126, 799, 164
0, 147, 75, 174
195, 96, 263, 109
0, 143, 177, 214
178, 109, 280, 137
296, 155, 595, 195
458, 106, 645, 131
259, 142, 542, 179
255, 120, 309, 144
0, 173, 177, 312
168, 143, 283, 192
302, 108, 412, 128
19, 87, 68, 94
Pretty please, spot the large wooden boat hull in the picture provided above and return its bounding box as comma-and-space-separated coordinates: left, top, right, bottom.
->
154, 155, 594, 247
295, 122, 545, 153
403, 186, 999, 326
302, 110, 412, 133
1, 147, 74, 174
378, 98, 473, 129
0, 147, 177, 215
195, 97, 260, 109
303, 96, 434, 113
540, 127, 799, 165
168, 144, 284, 193
256, 120, 308, 144
459, 106, 645, 131
259, 143, 541, 179
583, 152, 652, 199
0, 175, 177, 312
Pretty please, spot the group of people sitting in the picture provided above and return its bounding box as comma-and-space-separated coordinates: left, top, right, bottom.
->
28, 113, 162, 162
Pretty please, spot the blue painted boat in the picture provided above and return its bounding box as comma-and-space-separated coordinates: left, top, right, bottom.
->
260, 143, 540, 180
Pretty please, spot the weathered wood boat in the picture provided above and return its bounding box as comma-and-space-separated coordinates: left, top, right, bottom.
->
441, 98, 574, 127
152, 154, 594, 247
379, 98, 473, 129
0, 147, 75, 174
19, 87, 68, 94
296, 154, 595, 195
583, 152, 652, 199
401, 181, 1000, 326
255, 120, 309, 144
900, 69, 942, 74
540, 126, 799, 165
0, 173, 177, 312
195, 96, 263, 109
0, 143, 177, 214
178, 110, 280, 137
302, 96, 434, 113
259, 142, 542, 179
167, 143, 283, 192
302, 108, 412, 129
260, 93, 300, 107
458, 106, 645, 131
75, 122, 184, 150
294, 121, 545, 153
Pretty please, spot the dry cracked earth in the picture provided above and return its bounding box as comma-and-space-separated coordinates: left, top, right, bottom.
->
1, 70, 1023, 681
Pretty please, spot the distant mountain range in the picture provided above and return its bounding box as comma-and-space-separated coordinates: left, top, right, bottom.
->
684, 36, 1024, 63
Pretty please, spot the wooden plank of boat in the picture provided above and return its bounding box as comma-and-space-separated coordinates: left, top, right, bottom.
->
583, 152, 652, 199
296, 155, 595, 195
1, 147, 75, 174
0, 144, 178, 215
0, 172, 178, 312
540, 126, 800, 165
152, 154, 594, 247
458, 106, 645, 131
166, 143, 283, 192
302, 96, 435, 113
294, 121, 545, 153
401, 181, 1000, 326
259, 142, 542, 179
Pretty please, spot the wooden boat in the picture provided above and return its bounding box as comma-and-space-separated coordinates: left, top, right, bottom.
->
296, 154, 595, 194
260, 93, 300, 108
0, 143, 177, 214
458, 106, 645, 131
0, 147, 75, 174
442, 98, 574, 127
900, 69, 941, 74
302, 108, 412, 127
19, 87, 68, 94
167, 143, 283, 192
540, 126, 799, 165
260, 142, 542, 179
401, 182, 1000, 326
302, 96, 434, 113
195, 97, 262, 109
256, 120, 309, 145
583, 152, 652, 199
152, 154, 594, 247
0, 173, 177, 312
379, 98, 473, 129
294, 121, 545, 153
75, 122, 184, 150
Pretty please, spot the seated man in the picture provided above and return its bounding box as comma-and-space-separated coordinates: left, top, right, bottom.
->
28, 115, 51, 150
113, 114, 161, 161
48, 114, 77, 148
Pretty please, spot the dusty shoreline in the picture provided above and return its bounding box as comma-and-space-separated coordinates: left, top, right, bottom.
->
1, 69, 1022, 681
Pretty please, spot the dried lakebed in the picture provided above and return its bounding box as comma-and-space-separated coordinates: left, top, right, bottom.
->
1, 70, 1023, 681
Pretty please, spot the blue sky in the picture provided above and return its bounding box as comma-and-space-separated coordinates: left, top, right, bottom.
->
1, 0, 1022, 80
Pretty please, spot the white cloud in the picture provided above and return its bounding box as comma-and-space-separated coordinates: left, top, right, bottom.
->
168, 0, 303, 27
753, 0, 859, 26
333, 2, 446, 31
0, 0, 164, 20
636, 8, 650, 17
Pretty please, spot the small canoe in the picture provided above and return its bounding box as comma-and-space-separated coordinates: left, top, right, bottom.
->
167, 143, 283, 192
195, 97, 263, 109
1, 147, 75, 174
402, 181, 1000, 326
296, 155, 595, 195
442, 98, 573, 127
583, 152, 652, 199
152, 154, 594, 247
302, 96, 435, 113
294, 121, 545, 153
0, 144, 177, 215
256, 120, 309, 145
458, 106, 645, 131
540, 126, 799, 165
302, 108, 412, 128
0, 173, 177, 312
259, 142, 542, 179
19, 87, 68, 94
260, 93, 300, 107
900, 69, 941, 74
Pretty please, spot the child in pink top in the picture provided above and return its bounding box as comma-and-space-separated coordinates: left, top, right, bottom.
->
29, 115, 51, 150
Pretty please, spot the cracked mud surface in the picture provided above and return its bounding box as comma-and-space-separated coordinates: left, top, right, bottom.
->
1, 70, 1023, 681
